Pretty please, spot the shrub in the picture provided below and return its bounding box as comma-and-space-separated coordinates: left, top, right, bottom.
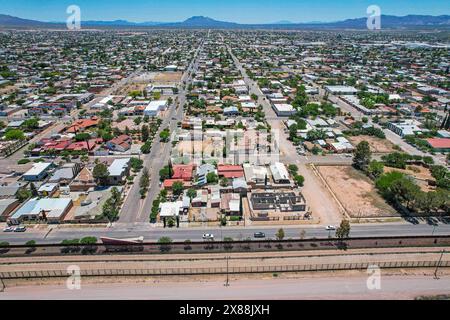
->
17, 158, 30, 165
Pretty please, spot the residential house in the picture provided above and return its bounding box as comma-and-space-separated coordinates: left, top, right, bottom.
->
106, 135, 132, 152
107, 158, 131, 185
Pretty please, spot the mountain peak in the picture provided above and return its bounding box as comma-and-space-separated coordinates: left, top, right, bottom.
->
179, 16, 237, 27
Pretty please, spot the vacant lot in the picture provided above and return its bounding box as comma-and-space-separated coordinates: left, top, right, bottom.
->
317, 166, 397, 218
347, 135, 398, 153
154, 72, 183, 83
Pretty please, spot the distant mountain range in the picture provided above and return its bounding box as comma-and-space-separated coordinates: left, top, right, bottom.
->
1, 14, 449, 29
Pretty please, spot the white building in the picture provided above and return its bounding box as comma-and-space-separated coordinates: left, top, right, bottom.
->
270, 162, 290, 184
272, 104, 296, 116
324, 85, 358, 95
144, 100, 168, 117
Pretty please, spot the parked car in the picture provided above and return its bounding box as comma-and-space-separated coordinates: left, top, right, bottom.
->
325, 225, 336, 231
202, 233, 214, 240
3, 226, 14, 232
13, 226, 27, 232
254, 232, 266, 238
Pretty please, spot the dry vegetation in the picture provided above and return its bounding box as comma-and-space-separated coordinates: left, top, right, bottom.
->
318, 165, 397, 218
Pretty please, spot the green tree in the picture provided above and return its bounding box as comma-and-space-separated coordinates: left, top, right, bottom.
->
74, 132, 91, 141
158, 236, 172, 243
16, 188, 31, 202
130, 157, 144, 172
276, 228, 285, 240
167, 217, 175, 228
353, 141, 372, 172
288, 164, 299, 175
206, 172, 219, 184
390, 177, 421, 210
367, 160, 384, 179
159, 128, 170, 142
159, 165, 172, 180
335, 220, 351, 239
93, 163, 109, 186
186, 188, 197, 199
22, 118, 39, 130
172, 181, 184, 196
294, 175, 305, 187
30, 182, 38, 197
5, 129, 25, 140
141, 124, 150, 142
139, 167, 150, 198
80, 237, 97, 244
220, 177, 229, 187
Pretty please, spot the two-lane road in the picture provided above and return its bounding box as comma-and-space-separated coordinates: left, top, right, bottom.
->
1, 222, 449, 244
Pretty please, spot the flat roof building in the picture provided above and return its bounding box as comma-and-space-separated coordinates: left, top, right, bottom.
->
9, 197, 73, 224
23, 162, 53, 181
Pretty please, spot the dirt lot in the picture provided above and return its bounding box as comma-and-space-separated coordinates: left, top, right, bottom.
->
347, 135, 398, 153
317, 166, 397, 218
154, 72, 182, 83
116, 83, 147, 96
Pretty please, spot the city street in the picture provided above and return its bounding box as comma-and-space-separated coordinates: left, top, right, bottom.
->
118, 41, 204, 224
1, 221, 449, 244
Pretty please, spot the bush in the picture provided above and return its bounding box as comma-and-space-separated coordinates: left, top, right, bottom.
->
80, 237, 97, 245
0, 241, 9, 247
17, 158, 30, 165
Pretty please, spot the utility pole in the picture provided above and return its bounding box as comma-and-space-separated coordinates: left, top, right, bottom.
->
0, 275, 5, 292
434, 249, 445, 280
224, 256, 230, 287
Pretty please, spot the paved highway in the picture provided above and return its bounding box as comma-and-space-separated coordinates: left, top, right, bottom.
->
1, 222, 450, 244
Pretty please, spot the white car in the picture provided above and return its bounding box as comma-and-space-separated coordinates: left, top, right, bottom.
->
325, 225, 336, 231
202, 233, 214, 240
14, 225, 27, 232
3, 226, 14, 232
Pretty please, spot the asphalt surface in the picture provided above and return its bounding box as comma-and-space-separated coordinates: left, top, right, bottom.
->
118, 40, 204, 223
1, 275, 449, 299
1, 221, 450, 244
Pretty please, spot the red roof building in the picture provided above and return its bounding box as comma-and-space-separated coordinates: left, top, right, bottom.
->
163, 179, 187, 189
426, 138, 450, 151
217, 164, 244, 178
172, 164, 195, 181
42, 140, 72, 152
66, 117, 99, 133
106, 135, 132, 152
66, 138, 102, 152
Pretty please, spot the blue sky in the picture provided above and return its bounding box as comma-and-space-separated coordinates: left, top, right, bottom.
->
0, 0, 449, 24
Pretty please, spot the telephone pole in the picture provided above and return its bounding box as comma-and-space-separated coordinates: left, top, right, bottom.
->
0, 275, 5, 292
224, 256, 230, 287
434, 249, 445, 280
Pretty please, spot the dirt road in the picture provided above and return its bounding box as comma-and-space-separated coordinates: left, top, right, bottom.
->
1, 274, 449, 299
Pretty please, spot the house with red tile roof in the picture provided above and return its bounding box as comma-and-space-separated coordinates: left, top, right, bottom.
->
106, 135, 132, 152
66, 116, 100, 133
426, 138, 450, 152
163, 179, 188, 189
218, 164, 244, 178
66, 138, 102, 152
42, 140, 72, 152
172, 164, 195, 181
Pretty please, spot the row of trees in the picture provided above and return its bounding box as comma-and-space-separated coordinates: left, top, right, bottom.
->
101, 187, 122, 222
